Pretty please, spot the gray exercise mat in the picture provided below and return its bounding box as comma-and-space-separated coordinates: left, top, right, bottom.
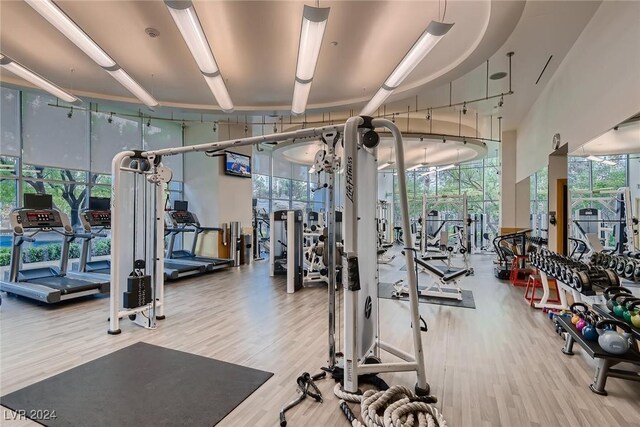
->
1, 342, 273, 427
378, 282, 476, 309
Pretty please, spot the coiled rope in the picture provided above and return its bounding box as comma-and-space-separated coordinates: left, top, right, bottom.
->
335, 384, 447, 427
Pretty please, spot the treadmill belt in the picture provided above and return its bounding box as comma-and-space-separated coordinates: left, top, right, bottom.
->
1, 342, 273, 427
29, 277, 102, 294
164, 261, 203, 273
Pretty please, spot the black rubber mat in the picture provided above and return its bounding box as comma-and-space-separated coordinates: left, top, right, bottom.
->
1, 342, 273, 426
378, 282, 476, 309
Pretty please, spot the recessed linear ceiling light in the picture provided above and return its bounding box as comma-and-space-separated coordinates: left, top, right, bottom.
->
292, 5, 330, 115
165, 0, 233, 112
361, 20, 453, 116
0, 53, 81, 104
25, 0, 158, 108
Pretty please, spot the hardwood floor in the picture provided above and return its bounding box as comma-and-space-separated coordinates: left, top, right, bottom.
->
1, 252, 639, 426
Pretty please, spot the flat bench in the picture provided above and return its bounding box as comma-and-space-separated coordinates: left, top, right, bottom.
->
414, 257, 468, 283
556, 315, 640, 395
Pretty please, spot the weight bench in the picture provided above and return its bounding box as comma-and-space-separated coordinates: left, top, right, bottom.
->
393, 254, 469, 301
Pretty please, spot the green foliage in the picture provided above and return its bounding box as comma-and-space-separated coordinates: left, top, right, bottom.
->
69, 243, 81, 259
92, 239, 111, 256
0, 248, 10, 267
24, 246, 45, 263
47, 243, 62, 261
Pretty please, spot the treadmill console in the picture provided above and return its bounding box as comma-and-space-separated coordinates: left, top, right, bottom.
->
167, 210, 197, 226
81, 210, 112, 229
11, 208, 71, 234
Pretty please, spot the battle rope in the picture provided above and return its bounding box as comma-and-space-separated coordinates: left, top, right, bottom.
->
334, 384, 447, 427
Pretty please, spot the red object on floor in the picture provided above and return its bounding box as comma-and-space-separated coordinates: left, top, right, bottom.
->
510, 256, 531, 287
524, 271, 560, 307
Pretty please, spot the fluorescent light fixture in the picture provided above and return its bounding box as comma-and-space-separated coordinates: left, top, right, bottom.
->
165, 0, 233, 112
0, 53, 80, 104
438, 164, 456, 172
407, 163, 427, 172
203, 75, 233, 112
420, 164, 454, 176
291, 5, 330, 115
587, 155, 616, 166
361, 21, 453, 116
292, 81, 312, 115
378, 162, 393, 170
24, 0, 115, 68
107, 69, 158, 108
26, 0, 157, 108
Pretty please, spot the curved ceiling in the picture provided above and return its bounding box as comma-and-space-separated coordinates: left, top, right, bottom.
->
0, 0, 523, 113
573, 121, 640, 156
277, 136, 487, 169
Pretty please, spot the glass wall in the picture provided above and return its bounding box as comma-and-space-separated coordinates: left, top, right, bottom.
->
0, 86, 184, 267
530, 166, 548, 237
390, 157, 501, 248
251, 147, 320, 215
568, 155, 629, 191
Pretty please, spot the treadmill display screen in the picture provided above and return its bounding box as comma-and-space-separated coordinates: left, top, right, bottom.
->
26, 211, 56, 224
90, 211, 111, 224
173, 211, 193, 223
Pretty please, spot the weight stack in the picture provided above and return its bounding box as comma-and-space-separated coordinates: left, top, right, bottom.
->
123, 274, 152, 309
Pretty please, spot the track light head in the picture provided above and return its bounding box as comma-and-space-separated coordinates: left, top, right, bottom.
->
107, 112, 113, 124
462, 102, 467, 115
213, 122, 217, 132
147, 118, 151, 127
273, 123, 278, 133
498, 95, 504, 107
67, 108, 73, 119
442, 137, 446, 143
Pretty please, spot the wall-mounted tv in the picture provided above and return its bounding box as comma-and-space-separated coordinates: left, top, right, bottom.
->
224, 151, 252, 178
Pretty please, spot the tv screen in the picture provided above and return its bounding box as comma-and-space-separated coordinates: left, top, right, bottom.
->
24, 194, 53, 210
225, 151, 251, 178
174, 200, 188, 212
89, 197, 110, 211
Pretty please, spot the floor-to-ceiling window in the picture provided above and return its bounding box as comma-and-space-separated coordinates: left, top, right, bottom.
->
0, 86, 185, 267
530, 166, 548, 237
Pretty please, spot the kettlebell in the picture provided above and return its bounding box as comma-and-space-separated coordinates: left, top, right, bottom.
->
596, 319, 633, 355
622, 298, 640, 324
612, 293, 632, 318
576, 314, 588, 332
570, 302, 588, 325
630, 301, 640, 328
603, 287, 632, 311
581, 312, 600, 341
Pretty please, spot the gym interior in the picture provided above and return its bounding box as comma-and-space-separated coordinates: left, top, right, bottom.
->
0, 1, 639, 426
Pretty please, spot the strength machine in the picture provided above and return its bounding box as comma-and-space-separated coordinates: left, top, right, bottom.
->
269, 209, 303, 293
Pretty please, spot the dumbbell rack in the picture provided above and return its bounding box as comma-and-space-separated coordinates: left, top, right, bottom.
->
534, 270, 603, 310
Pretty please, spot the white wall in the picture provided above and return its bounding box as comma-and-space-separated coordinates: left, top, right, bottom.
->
500, 130, 518, 230
183, 123, 253, 256
516, 1, 640, 181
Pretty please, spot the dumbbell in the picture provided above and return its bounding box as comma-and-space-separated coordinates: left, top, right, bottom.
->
623, 258, 638, 279
572, 268, 619, 293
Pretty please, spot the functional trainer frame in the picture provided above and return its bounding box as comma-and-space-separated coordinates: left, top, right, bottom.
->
109, 117, 428, 394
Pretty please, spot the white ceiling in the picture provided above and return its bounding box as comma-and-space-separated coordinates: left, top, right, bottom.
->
0, 0, 520, 112
572, 120, 640, 156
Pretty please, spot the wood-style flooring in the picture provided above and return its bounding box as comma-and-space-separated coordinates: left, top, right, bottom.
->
1, 252, 639, 426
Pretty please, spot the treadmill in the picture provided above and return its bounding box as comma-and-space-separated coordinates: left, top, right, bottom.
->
165, 200, 234, 270
73, 197, 112, 275
0, 194, 109, 304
